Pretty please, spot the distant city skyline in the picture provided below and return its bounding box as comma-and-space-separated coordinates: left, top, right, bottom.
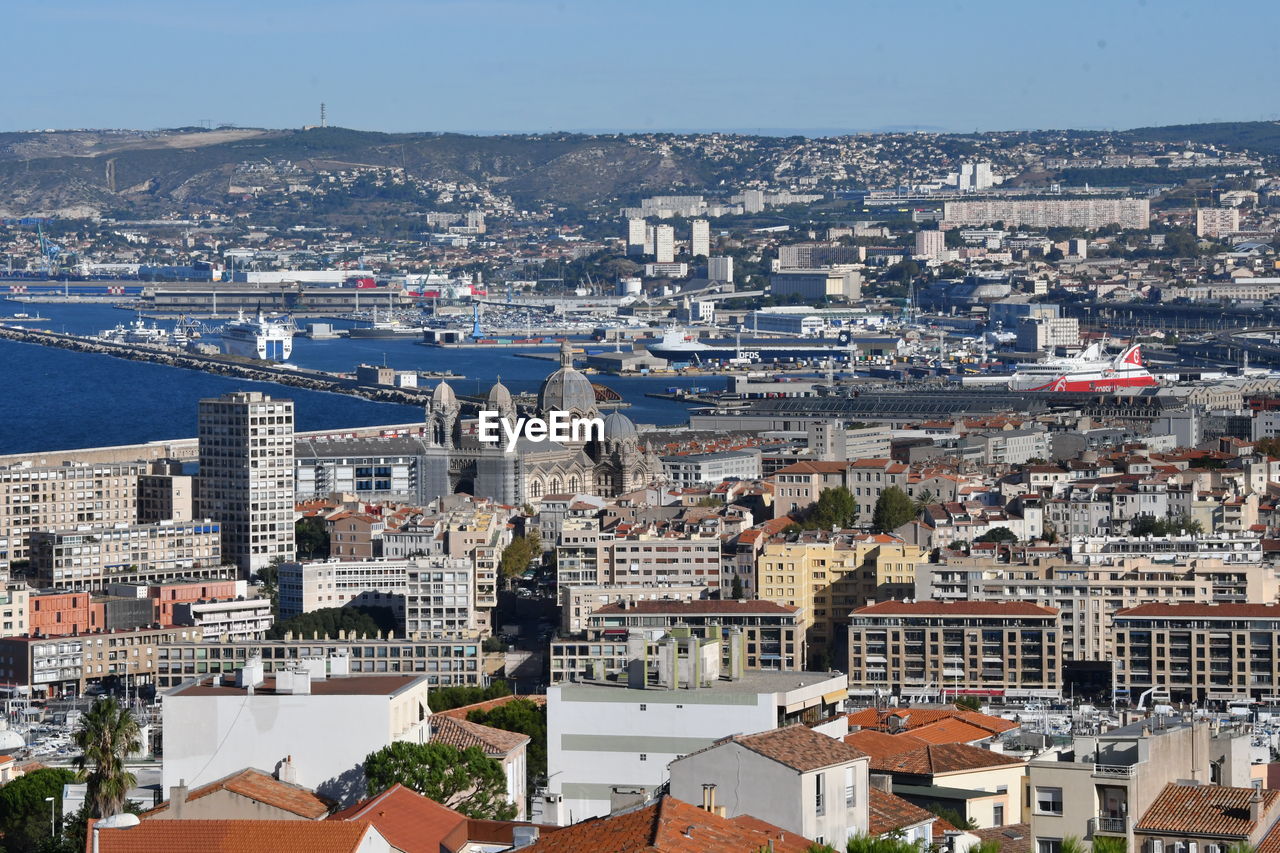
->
4, 0, 1279, 135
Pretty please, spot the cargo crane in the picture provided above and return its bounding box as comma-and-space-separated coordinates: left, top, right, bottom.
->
36, 223, 62, 276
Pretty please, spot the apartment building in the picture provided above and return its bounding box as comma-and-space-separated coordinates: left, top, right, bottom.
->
28, 519, 227, 589
558, 582, 711, 634
1113, 602, 1280, 704
550, 600, 805, 681
1196, 207, 1241, 238
154, 635, 485, 690
171, 597, 274, 641
277, 558, 410, 621
660, 449, 761, 487
848, 600, 1061, 700
918, 555, 1276, 662
197, 392, 295, 574
405, 557, 475, 637
0, 461, 144, 568
771, 459, 908, 522
942, 198, 1150, 229
757, 533, 929, 666
0, 625, 203, 698
136, 466, 194, 523
0, 583, 29, 638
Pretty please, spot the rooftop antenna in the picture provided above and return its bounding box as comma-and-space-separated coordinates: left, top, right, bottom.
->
320, 103, 327, 128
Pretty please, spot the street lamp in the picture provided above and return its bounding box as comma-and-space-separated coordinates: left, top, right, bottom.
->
44, 796, 55, 838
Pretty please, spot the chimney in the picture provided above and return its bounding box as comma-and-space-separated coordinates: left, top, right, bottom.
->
701, 783, 717, 812
277, 755, 298, 784
869, 773, 894, 793
170, 780, 188, 819
1252, 786, 1263, 825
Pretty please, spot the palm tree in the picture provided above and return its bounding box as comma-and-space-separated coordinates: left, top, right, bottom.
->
1060, 838, 1087, 853
72, 698, 142, 818
1091, 838, 1128, 853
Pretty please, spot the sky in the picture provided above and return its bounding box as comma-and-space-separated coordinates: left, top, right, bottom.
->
3, 0, 1279, 136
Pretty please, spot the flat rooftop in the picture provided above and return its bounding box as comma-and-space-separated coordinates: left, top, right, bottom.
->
168, 674, 428, 698
558, 670, 845, 696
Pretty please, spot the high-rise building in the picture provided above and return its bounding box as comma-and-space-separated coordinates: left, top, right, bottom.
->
626, 218, 647, 256
943, 198, 1150, 230
958, 162, 994, 191
1196, 207, 1240, 238
742, 189, 765, 214
690, 219, 710, 258
914, 229, 946, 260
653, 224, 675, 263
197, 392, 295, 576
707, 255, 734, 283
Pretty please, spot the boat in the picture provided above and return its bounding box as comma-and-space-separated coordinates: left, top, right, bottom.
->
97, 316, 177, 346
346, 307, 423, 339
1008, 342, 1157, 392
643, 327, 855, 365
219, 309, 295, 361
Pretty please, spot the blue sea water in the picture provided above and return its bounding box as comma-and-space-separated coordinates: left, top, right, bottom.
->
0, 303, 721, 455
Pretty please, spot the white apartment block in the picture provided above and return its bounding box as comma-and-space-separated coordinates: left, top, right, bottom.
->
197, 392, 295, 575
653, 225, 675, 263
690, 219, 711, 258
915, 229, 947, 260
405, 557, 475, 636
277, 558, 410, 620
1196, 207, 1240, 238
943, 198, 1150, 230
707, 256, 734, 283
29, 519, 227, 588
172, 597, 274, 642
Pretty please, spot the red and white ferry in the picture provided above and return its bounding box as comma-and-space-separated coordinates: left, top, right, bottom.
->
1008, 342, 1157, 392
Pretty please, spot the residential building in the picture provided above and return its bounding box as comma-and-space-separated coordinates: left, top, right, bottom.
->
1196, 207, 1241, 238
277, 558, 410, 621
197, 392, 296, 575
1134, 783, 1280, 853
626, 217, 647, 255
847, 601, 1061, 700
137, 464, 194, 523
1015, 317, 1080, 352
0, 583, 29, 638
668, 725, 871, 847
708, 256, 734, 283
557, 582, 711, 634
429, 714, 529, 819
915, 230, 947, 260
0, 625, 203, 698
172, 597, 275, 641
690, 219, 710, 258
771, 267, 863, 301
654, 224, 675, 263
942, 198, 1150, 230
660, 449, 761, 487
28, 519, 226, 588
143, 767, 334, 821
404, 557, 475, 636
153, 636, 485, 690
162, 667, 432, 804
89, 820, 393, 853
543, 638, 848, 825
0, 461, 144, 569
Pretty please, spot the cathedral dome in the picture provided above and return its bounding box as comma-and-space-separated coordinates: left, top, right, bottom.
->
538, 340, 596, 415
486, 378, 513, 410
431, 380, 457, 407
602, 411, 637, 441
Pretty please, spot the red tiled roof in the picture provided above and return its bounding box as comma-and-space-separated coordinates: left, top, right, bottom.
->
702, 725, 868, 773
141, 768, 333, 820
521, 796, 814, 853
593, 600, 798, 616
88, 819, 377, 852
868, 787, 937, 836
1136, 784, 1277, 837
970, 823, 1032, 853
433, 694, 546, 720
844, 729, 928, 759
907, 718, 1000, 746
854, 601, 1058, 617
328, 784, 464, 852
1118, 602, 1280, 618
429, 714, 530, 755
870, 743, 1025, 776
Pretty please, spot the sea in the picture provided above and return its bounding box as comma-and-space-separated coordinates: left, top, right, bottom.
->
0, 301, 725, 456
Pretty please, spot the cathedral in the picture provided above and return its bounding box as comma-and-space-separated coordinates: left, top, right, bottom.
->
421, 340, 664, 503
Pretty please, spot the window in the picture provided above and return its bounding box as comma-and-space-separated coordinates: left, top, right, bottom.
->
639, 754, 647, 762
1037, 840, 1062, 853
1035, 787, 1063, 815
815, 774, 825, 815
845, 767, 855, 807
1150, 842, 1163, 853
994, 804, 1004, 825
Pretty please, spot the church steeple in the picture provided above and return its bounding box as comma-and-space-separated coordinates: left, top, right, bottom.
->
559, 339, 574, 368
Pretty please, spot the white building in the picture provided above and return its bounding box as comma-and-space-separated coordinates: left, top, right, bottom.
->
958, 162, 994, 192
543, 635, 847, 825
914, 229, 946, 260
943, 198, 1150, 230
626, 218, 647, 255
690, 219, 711, 258
197, 392, 295, 574
161, 663, 431, 804
172, 597, 274, 641
654, 225, 675, 263
669, 725, 870, 848
660, 449, 761, 487
771, 267, 863, 301
708, 256, 734, 284
1196, 207, 1240, 238
277, 558, 410, 621
405, 557, 475, 636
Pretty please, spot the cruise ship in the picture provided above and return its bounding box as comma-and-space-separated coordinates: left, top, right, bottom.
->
219, 309, 295, 361
347, 307, 423, 339
643, 328, 854, 364
1008, 343, 1157, 392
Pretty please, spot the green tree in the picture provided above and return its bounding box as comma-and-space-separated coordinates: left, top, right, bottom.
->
974, 526, 1018, 544
468, 698, 548, 802
499, 532, 542, 584
295, 516, 329, 559
846, 832, 934, 853
267, 605, 397, 640
72, 699, 142, 819
0, 767, 76, 852
1091, 838, 1128, 853
1129, 514, 1204, 537
730, 574, 744, 599
927, 803, 978, 830
808, 486, 859, 530
428, 681, 511, 713
871, 487, 916, 532
363, 742, 517, 820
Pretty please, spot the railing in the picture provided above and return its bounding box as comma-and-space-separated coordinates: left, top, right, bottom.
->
1089, 816, 1129, 835
1092, 764, 1136, 778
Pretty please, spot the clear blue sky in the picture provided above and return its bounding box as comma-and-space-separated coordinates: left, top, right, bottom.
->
4, 0, 1278, 135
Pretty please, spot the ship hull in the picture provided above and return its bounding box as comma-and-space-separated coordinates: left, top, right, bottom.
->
1009, 373, 1156, 392
346, 328, 422, 339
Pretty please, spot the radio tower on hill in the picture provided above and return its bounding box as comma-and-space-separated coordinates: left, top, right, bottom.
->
320, 103, 327, 128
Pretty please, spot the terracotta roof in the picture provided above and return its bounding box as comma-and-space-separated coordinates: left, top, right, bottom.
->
773, 461, 851, 475
870, 743, 1025, 776
88, 819, 378, 852
433, 694, 546, 720
970, 823, 1032, 853
714, 725, 868, 772
854, 601, 1058, 617
1118, 603, 1280, 619
592, 600, 798, 616
1136, 784, 1277, 837
429, 714, 530, 755
907, 718, 1000, 746
141, 768, 333, 820
868, 787, 937, 836
844, 729, 928, 759
520, 795, 814, 853
328, 784, 465, 852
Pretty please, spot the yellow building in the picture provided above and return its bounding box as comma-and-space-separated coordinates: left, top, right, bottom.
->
756, 532, 929, 667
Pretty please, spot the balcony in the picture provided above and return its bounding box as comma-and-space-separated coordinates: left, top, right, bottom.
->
1092, 764, 1136, 778
1088, 816, 1129, 836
